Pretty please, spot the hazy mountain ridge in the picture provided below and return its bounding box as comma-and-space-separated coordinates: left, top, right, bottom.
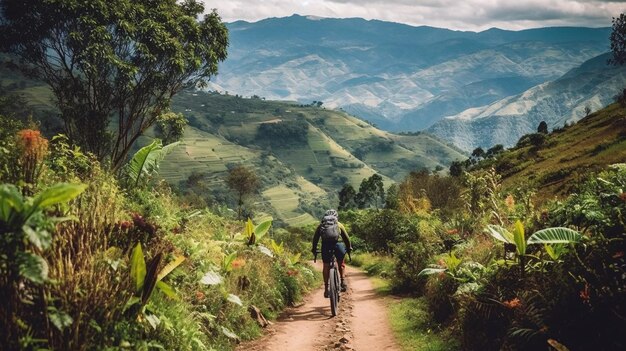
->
208, 15, 610, 132
427, 53, 626, 151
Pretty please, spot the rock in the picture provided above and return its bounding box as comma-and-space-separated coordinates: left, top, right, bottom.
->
248, 305, 270, 328
340, 336, 350, 344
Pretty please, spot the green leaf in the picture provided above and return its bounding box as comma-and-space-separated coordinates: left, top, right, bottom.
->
0, 184, 24, 223
200, 270, 223, 285
30, 183, 87, 215
23, 225, 52, 251
18, 252, 49, 284
157, 255, 185, 281
528, 227, 582, 244
253, 219, 272, 242
245, 218, 255, 245
48, 308, 73, 331
222, 252, 237, 273
227, 293, 243, 306
130, 243, 146, 292
513, 220, 526, 256
127, 140, 180, 187
128, 140, 161, 187
418, 267, 446, 277
485, 225, 514, 244
156, 281, 178, 300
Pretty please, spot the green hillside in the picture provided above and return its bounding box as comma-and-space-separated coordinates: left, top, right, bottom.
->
475, 102, 626, 201
163, 91, 465, 226
0, 62, 465, 226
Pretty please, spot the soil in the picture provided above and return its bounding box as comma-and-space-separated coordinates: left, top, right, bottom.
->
236, 262, 400, 351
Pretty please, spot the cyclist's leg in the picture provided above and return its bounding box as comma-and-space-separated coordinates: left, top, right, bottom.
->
321, 241, 333, 296
334, 242, 347, 291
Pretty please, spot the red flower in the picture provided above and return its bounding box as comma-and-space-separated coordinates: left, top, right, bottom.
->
503, 297, 521, 309
446, 229, 459, 235
580, 283, 590, 304
195, 291, 205, 300
613, 251, 624, 259
287, 269, 299, 276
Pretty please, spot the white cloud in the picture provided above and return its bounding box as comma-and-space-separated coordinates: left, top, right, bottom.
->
200, 0, 626, 31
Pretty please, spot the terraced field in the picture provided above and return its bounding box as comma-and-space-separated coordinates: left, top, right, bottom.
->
160, 90, 466, 225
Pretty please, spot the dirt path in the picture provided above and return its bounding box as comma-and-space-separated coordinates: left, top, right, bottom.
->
237, 262, 400, 351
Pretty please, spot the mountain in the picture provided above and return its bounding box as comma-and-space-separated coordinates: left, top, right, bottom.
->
208, 15, 611, 131
427, 53, 626, 151
160, 91, 464, 226
471, 102, 626, 202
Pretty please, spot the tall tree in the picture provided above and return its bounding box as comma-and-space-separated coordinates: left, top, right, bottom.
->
609, 13, 626, 66
0, 0, 228, 171
338, 184, 357, 210
226, 165, 259, 219
537, 121, 548, 134
356, 174, 385, 209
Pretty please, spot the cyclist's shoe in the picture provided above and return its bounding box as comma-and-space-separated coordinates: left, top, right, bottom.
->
324, 289, 329, 298
341, 280, 347, 292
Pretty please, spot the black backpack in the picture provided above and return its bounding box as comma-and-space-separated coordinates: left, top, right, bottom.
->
319, 215, 339, 242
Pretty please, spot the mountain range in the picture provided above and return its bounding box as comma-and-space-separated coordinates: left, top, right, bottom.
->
207, 14, 618, 147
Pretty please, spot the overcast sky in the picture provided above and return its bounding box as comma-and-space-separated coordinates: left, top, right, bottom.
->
201, 0, 626, 31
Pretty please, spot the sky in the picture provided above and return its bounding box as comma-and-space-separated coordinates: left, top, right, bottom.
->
200, 0, 626, 31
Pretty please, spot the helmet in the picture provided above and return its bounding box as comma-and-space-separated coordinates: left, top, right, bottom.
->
325, 209, 338, 218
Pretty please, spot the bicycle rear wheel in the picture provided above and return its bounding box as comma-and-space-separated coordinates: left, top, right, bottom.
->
329, 267, 339, 316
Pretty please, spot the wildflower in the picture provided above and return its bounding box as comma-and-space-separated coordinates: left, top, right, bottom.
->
437, 258, 447, 267
16, 129, 49, 185
613, 251, 624, 259
446, 229, 459, 235
195, 291, 205, 300
505, 194, 515, 211
503, 297, 521, 309
580, 283, 590, 304
287, 269, 299, 276
231, 258, 246, 269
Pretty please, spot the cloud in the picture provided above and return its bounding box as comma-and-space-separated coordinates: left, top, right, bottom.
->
200, 0, 626, 31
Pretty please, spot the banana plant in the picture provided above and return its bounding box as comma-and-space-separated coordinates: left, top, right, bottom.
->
485, 220, 582, 277
127, 243, 185, 328
126, 139, 180, 188
244, 218, 272, 246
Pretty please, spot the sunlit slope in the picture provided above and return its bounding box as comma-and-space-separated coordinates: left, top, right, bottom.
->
481, 103, 626, 200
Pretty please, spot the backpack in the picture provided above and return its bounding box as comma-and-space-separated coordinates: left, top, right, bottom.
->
319, 215, 339, 242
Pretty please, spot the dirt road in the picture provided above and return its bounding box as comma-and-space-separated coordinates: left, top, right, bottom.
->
237, 262, 400, 351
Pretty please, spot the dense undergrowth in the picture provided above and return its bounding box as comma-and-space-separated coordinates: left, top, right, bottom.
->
0, 118, 318, 350
343, 156, 626, 350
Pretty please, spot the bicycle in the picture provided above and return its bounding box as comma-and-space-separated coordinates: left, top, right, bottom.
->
314, 249, 351, 317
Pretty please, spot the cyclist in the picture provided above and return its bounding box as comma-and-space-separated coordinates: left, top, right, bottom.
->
312, 209, 352, 297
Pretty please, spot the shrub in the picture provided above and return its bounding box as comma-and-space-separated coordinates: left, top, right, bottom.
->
392, 242, 433, 293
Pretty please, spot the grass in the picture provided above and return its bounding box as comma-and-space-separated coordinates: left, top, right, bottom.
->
388, 297, 458, 351
476, 103, 626, 202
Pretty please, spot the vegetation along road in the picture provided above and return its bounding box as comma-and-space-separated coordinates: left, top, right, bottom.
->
237, 263, 400, 351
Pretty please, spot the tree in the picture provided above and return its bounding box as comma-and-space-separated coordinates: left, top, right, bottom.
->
155, 112, 187, 145
384, 184, 399, 210
449, 160, 464, 177
471, 147, 486, 160
584, 105, 592, 117
338, 184, 357, 210
537, 121, 548, 134
356, 174, 385, 209
226, 165, 259, 219
0, 0, 228, 171
486, 144, 504, 158
609, 13, 626, 66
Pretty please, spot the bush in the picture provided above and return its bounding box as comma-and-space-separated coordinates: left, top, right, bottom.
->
392, 242, 433, 293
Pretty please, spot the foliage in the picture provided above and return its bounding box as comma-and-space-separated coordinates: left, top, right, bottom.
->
609, 13, 626, 66
0, 0, 228, 170
338, 183, 357, 210
226, 165, 259, 219
257, 120, 309, 145
355, 173, 385, 209
156, 112, 188, 145
0, 182, 86, 350
125, 139, 181, 188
